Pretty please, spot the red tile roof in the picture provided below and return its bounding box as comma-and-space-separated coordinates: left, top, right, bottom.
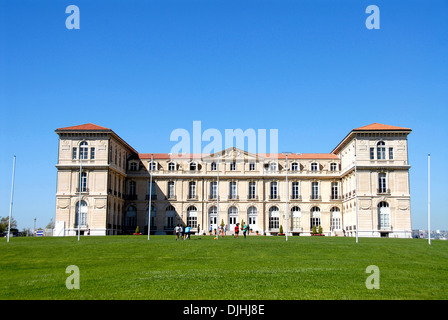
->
353, 123, 411, 131
55, 123, 111, 131
138, 152, 339, 160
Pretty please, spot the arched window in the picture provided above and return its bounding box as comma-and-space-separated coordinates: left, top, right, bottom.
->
168, 162, 176, 171
377, 141, 386, 160
211, 162, 217, 171
209, 206, 217, 231
166, 205, 176, 229
247, 206, 257, 227
330, 163, 338, 171
269, 206, 279, 230
291, 162, 299, 171
310, 207, 321, 231
187, 206, 197, 228
75, 200, 87, 226
291, 206, 301, 230
270, 181, 278, 199
190, 162, 197, 171
269, 161, 278, 171
378, 201, 390, 229
228, 206, 238, 228
330, 207, 341, 230
311, 162, 319, 171
79, 141, 88, 160
125, 206, 137, 227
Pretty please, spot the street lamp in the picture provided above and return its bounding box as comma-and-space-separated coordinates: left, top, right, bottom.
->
282, 152, 293, 241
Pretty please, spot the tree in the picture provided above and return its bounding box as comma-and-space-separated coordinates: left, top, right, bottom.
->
279, 225, 284, 235
46, 218, 55, 229
0, 216, 17, 233
135, 226, 140, 234
318, 225, 323, 235
312, 225, 317, 235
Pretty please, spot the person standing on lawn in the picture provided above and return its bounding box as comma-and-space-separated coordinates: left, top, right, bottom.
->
243, 223, 249, 239
234, 223, 239, 239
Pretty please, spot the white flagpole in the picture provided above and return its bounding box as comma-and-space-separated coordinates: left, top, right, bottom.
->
428, 154, 431, 245
148, 154, 153, 240
78, 149, 82, 242
216, 156, 220, 240
285, 154, 289, 241
7, 155, 16, 243
355, 151, 359, 244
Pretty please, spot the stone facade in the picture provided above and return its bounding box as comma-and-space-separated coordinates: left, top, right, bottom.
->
54, 123, 412, 238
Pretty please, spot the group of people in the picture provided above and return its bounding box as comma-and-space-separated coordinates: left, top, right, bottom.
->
234, 223, 250, 239
174, 225, 191, 240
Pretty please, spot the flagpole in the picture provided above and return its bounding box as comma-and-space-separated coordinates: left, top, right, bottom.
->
355, 149, 359, 244
216, 155, 220, 240
7, 155, 16, 243
428, 154, 431, 245
78, 149, 82, 242
148, 154, 153, 240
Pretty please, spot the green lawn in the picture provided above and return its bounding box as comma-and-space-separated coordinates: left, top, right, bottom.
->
0, 235, 447, 300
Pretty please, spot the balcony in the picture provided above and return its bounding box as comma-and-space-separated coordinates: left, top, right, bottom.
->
75, 188, 89, 193
377, 188, 391, 194
208, 195, 219, 200
188, 195, 198, 201
310, 195, 322, 201
290, 195, 302, 201
247, 195, 259, 200
330, 195, 342, 200
228, 195, 239, 200
269, 195, 280, 200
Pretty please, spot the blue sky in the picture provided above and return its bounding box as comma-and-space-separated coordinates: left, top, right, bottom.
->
0, 0, 447, 230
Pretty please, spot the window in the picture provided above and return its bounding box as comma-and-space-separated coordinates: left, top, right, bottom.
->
79, 141, 88, 160
269, 162, 278, 171
292, 182, 299, 199
187, 206, 198, 228
377, 141, 386, 160
229, 181, 237, 199
190, 162, 197, 171
248, 182, 256, 199
310, 207, 321, 231
248, 206, 257, 227
389, 147, 394, 160
189, 181, 196, 199
209, 206, 217, 230
291, 162, 299, 171
168, 162, 176, 171
211, 162, 217, 171
228, 206, 238, 228
311, 182, 319, 200
370, 147, 375, 160
330, 163, 338, 171
210, 181, 217, 199
167, 181, 175, 199
72, 147, 77, 159
230, 162, 236, 171
249, 162, 255, 171
331, 207, 341, 230
270, 182, 278, 199
378, 201, 390, 229
130, 162, 137, 171
291, 206, 301, 230
311, 162, 319, 171
166, 205, 176, 229
378, 173, 387, 193
149, 161, 157, 171
269, 207, 279, 230
80, 172, 87, 192
75, 200, 87, 226
129, 181, 136, 195
126, 206, 137, 227
331, 182, 339, 200
147, 206, 156, 228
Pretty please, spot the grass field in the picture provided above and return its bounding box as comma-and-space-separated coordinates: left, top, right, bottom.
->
0, 235, 447, 300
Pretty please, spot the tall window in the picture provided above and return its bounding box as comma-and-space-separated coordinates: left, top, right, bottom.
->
209, 206, 218, 229
75, 200, 87, 226
311, 182, 319, 200
230, 162, 236, 171
79, 141, 88, 160
189, 182, 196, 199
166, 205, 176, 229
291, 206, 301, 230
311, 162, 319, 171
248, 182, 256, 199
331, 182, 339, 200
90, 147, 95, 160
210, 181, 217, 199
377, 141, 386, 160
370, 147, 375, 160
378, 173, 387, 193
187, 206, 197, 228
80, 172, 87, 192
129, 181, 136, 195
211, 162, 217, 171
378, 202, 390, 229
389, 147, 394, 160
167, 181, 175, 199
248, 206, 257, 227
249, 162, 255, 171
228, 206, 238, 228
331, 207, 341, 230
148, 206, 156, 228
125, 206, 136, 227
72, 147, 77, 159
270, 182, 278, 199
292, 182, 299, 199
229, 181, 237, 199
310, 207, 321, 231
269, 207, 279, 230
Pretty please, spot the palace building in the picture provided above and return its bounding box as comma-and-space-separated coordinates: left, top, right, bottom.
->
53, 123, 412, 238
